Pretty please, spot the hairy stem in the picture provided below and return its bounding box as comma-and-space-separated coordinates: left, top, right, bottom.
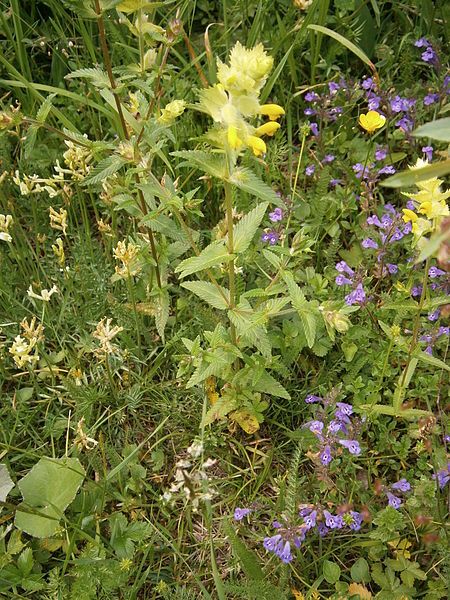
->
224, 159, 237, 345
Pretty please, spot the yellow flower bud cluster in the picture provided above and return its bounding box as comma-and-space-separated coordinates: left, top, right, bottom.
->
401, 159, 450, 247
9, 317, 45, 369
113, 240, 142, 278
0, 214, 13, 243
198, 42, 284, 157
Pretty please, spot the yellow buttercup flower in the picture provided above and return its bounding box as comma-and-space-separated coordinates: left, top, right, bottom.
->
247, 136, 267, 157
358, 110, 386, 134
255, 121, 281, 137
259, 104, 285, 121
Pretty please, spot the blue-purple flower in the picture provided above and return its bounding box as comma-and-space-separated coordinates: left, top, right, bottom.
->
391, 478, 411, 492
234, 507, 251, 521
432, 463, 450, 489
386, 492, 402, 509
339, 439, 361, 455
269, 207, 284, 222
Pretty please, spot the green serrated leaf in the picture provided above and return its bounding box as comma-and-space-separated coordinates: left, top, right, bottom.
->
82, 155, 127, 186
252, 370, 290, 399
175, 241, 234, 278
233, 202, 268, 253
414, 350, 450, 372
171, 150, 226, 179
283, 271, 317, 348
154, 288, 169, 342
181, 281, 230, 310
202, 393, 237, 426
323, 560, 341, 584
65, 67, 112, 89
228, 167, 279, 203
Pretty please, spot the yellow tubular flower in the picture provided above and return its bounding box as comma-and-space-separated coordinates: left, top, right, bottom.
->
247, 136, 267, 157
227, 126, 243, 149
259, 104, 285, 121
358, 110, 386, 134
255, 121, 281, 137
402, 208, 418, 223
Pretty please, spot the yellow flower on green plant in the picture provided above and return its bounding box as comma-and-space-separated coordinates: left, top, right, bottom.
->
358, 110, 386, 134
217, 42, 273, 95
247, 136, 267, 157
259, 103, 285, 121
158, 100, 186, 124
227, 126, 243, 149
402, 208, 418, 223
255, 121, 281, 137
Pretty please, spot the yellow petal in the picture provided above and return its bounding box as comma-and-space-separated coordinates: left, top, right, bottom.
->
247, 135, 267, 156
259, 103, 285, 121
358, 110, 386, 134
227, 126, 243, 150
254, 121, 281, 137
402, 208, 418, 223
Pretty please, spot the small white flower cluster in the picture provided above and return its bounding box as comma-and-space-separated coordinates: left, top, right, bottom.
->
162, 439, 217, 511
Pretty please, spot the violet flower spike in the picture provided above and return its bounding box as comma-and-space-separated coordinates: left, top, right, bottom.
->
234, 507, 251, 521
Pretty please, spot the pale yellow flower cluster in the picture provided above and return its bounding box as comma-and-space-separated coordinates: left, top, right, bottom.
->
27, 284, 58, 302
13, 170, 62, 198
198, 42, 284, 157
92, 318, 124, 358
52, 238, 65, 266
158, 100, 186, 124
402, 159, 450, 246
49, 206, 68, 235
0, 214, 13, 243
9, 317, 44, 369
60, 138, 92, 180
113, 240, 142, 278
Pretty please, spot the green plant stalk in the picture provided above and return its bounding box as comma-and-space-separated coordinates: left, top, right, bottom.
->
93, 0, 162, 289
224, 157, 237, 346
126, 271, 142, 357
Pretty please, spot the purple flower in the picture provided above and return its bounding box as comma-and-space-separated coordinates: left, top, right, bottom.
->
304, 107, 316, 116
424, 93, 439, 106
425, 345, 433, 355
234, 508, 251, 521
386, 492, 402, 509
391, 479, 411, 492
390, 95, 405, 113
261, 231, 279, 245
303, 510, 317, 530
328, 419, 343, 434
387, 263, 398, 274
378, 165, 396, 175
310, 122, 319, 136
428, 309, 440, 322
277, 541, 293, 563
433, 464, 450, 489
336, 261, 354, 276
381, 213, 394, 228
411, 285, 422, 297
320, 445, 332, 466
368, 95, 381, 110
339, 439, 361, 455
415, 37, 430, 48
375, 146, 388, 161
406, 200, 415, 211
323, 510, 344, 529
263, 534, 282, 552
353, 163, 371, 179
362, 77, 374, 90
305, 164, 315, 176
269, 207, 284, 222
367, 215, 382, 227
317, 522, 329, 537
305, 394, 322, 403
323, 154, 335, 164
422, 47, 437, 64
335, 274, 352, 286
307, 420, 325, 436
298, 505, 313, 517
429, 266, 445, 278
397, 116, 414, 132
330, 178, 342, 187
328, 81, 340, 95
438, 326, 449, 337
336, 402, 353, 416
362, 238, 378, 250
345, 283, 366, 306
305, 91, 319, 102
349, 511, 363, 531
422, 145, 433, 162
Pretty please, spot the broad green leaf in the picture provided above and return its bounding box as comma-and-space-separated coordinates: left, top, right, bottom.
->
283, 271, 317, 348
116, 0, 165, 12
381, 159, 450, 188
175, 241, 234, 278
351, 557, 371, 583
323, 560, 341, 584
202, 393, 237, 426
171, 150, 226, 180
233, 202, 268, 253
229, 167, 280, 203
360, 404, 431, 419
252, 370, 290, 399
0, 464, 14, 502
15, 457, 85, 538
413, 117, 450, 142
154, 288, 169, 342
181, 281, 230, 310
307, 24, 376, 72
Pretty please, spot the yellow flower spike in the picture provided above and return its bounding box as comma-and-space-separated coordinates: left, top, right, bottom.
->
247, 135, 267, 157
255, 121, 281, 137
227, 125, 243, 150
402, 208, 418, 223
259, 103, 285, 121
358, 110, 386, 134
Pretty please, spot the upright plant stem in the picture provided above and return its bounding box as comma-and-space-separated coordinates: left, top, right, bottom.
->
94, 0, 162, 289
224, 158, 237, 345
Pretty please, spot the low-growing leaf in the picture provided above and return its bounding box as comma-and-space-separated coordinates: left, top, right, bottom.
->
0, 464, 14, 502
181, 281, 230, 310
323, 559, 341, 584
